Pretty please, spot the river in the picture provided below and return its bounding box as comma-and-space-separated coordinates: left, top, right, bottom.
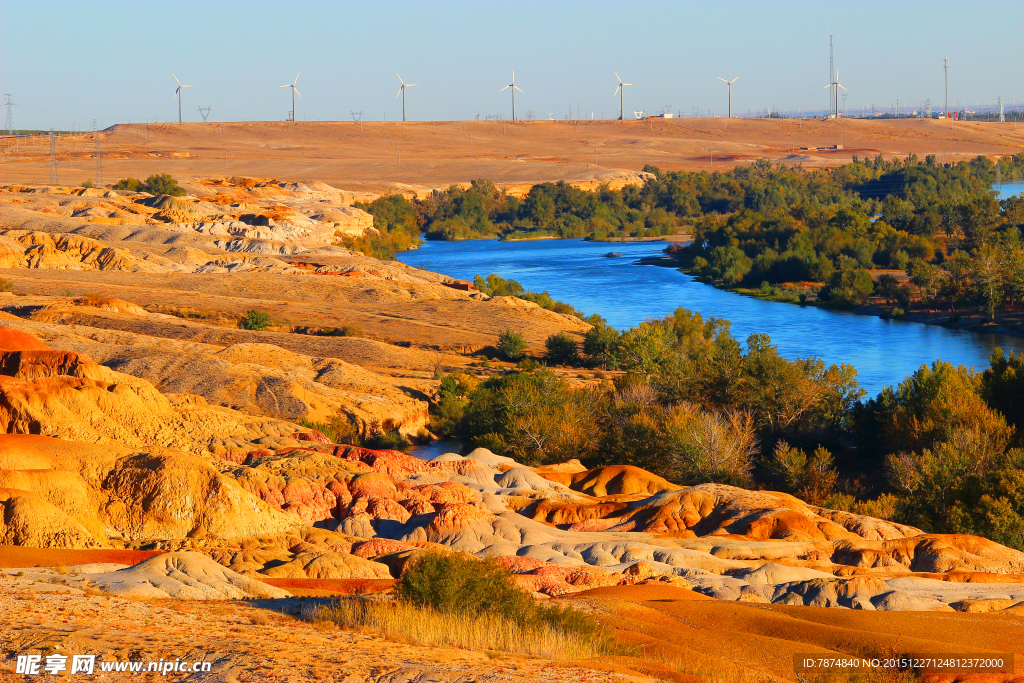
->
398, 238, 1024, 396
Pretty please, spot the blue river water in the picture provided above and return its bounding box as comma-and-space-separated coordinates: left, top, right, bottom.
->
398, 238, 1024, 396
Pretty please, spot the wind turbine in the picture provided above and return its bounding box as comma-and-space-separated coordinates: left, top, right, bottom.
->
280, 73, 301, 123
172, 75, 192, 124
716, 77, 739, 118
500, 71, 523, 121
614, 72, 632, 120
823, 70, 846, 118
396, 74, 417, 122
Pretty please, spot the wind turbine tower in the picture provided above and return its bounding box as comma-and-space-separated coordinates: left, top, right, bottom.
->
500, 71, 523, 121
823, 35, 846, 118
172, 75, 193, 123
614, 72, 632, 121
280, 74, 301, 124
943, 57, 949, 120
396, 74, 417, 122
716, 77, 739, 118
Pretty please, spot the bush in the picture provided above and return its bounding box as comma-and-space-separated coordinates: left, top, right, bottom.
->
81, 180, 94, 189
298, 415, 359, 445
113, 177, 144, 192
397, 552, 533, 620
362, 420, 411, 451
239, 309, 270, 331
143, 173, 185, 197
544, 332, 579, 366
396, 552, 607, 641
496, 328, 527, 362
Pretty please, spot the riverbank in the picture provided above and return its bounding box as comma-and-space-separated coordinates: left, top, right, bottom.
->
644, 253, 1024, 341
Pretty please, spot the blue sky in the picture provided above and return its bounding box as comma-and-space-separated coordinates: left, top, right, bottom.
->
1, 0, 1021, 128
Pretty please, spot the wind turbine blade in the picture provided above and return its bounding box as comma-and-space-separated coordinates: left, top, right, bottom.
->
396, 73, 404, 84
293, 73, 300, 85
182, 85, 193, 88
614, 86, 621, 96
397, 87, 403, 98
280, 84, 290, 88
500, 85, 510, 92
717, 77, 727, 83
514, 85, 523, 93
294, 87, 301, 98
824, 83, 832, 89
837, 83, 847, 91
173, 89, 179, 99
615, 71, 622, 83
173, 74, 181, 86
407, 84, 417, 88
731, 77, 739, 84
624, 83, 632, 87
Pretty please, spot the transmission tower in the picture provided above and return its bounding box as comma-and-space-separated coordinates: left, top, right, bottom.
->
49, 130, 58, 184
350, 111, 363, 122
3, 95, 14, 135
999, 97, 1005, 123
197, 106, 212, 122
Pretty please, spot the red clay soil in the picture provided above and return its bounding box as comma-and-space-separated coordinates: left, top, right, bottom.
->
259, 578, 396, 596
0, 546, 163, 568
0, 328, 50, 352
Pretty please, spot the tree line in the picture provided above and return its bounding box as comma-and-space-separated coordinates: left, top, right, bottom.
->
351, 154, 1024, 265
432, 308, 1024, 551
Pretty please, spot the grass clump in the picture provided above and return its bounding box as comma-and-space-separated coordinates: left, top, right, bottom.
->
303, 552, 614, 659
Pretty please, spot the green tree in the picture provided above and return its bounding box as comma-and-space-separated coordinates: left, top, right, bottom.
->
496, 328, 527, 362
544, 332, 579, 366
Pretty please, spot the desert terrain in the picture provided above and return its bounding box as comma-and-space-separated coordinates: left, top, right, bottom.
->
2, 118, 1024, 194
1, 131, 1024, 681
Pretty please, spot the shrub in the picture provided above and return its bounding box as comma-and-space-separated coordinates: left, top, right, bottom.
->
298, 415, 359, 445
0, 278, 14, 293
395, 552, 607, 641
113, 177, 144, 192
496, 328, 527, 362
396, 552, 533, 620
81, 180, 94, 189
143, 173, 185, 197
362, 420, 410, 451
239, 309, 270, 331
544, 332, 579, 366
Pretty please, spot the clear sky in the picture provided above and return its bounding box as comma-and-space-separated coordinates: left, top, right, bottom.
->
1, 0, 1021, 128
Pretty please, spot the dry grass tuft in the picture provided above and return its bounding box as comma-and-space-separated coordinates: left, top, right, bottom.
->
302, 598, 613, 660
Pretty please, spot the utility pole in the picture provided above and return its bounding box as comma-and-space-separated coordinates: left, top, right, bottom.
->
94, 122, 102, 186
49, 130, 57, 184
